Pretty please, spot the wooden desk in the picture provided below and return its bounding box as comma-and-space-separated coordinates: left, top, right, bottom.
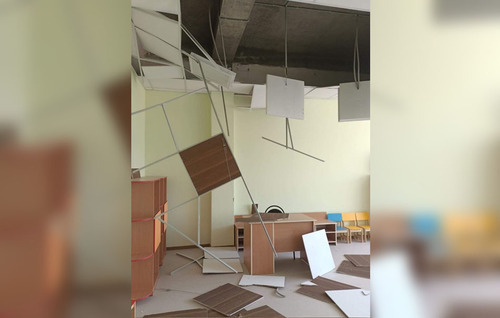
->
243, 213, 316, 274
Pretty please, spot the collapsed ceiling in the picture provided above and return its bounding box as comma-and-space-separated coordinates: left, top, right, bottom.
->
132, 0, 370, 90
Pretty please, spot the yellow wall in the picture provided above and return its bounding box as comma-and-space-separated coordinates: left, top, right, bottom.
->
233, 99, 370, 214
371, 0, 500, 213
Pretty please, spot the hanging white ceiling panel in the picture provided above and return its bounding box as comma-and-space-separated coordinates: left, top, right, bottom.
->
135, 28, 183, 66
266, 75, 305, 120
338, 81, 370, 121
131, 0, 180, 15
250, 85, 266, 109
132, 7, 180, 48
131, 25, 139, 58
189, 53, 236, 88
142, 65, 184, 79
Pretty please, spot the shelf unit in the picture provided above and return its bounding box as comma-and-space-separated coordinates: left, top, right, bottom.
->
234, 223, 244, 250
131, 176, 167, 301
315, 222, 337, 245
0, 143, 73, 318
302, 212, 337, 245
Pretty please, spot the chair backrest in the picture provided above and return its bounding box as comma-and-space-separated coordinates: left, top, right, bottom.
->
265, 205, 285, 213
355, 212, 370, 225
327, 213, 342, 222
341, 212, 357, 226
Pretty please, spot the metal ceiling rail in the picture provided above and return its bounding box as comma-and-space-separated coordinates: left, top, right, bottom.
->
254, 1, 370, 16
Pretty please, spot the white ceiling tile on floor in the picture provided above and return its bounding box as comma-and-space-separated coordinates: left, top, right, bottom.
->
326, 289, 370, 317
203, 247, 240, 259
202, 258, 243, 273
302, 229, 336, 279
239, 275, 285, 288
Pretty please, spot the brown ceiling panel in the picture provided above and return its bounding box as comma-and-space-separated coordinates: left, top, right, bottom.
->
179, 134, 241, 195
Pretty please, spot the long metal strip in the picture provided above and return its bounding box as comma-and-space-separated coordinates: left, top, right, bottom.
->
262, 136, 325, 162
131, 88, 204, 115
194, 56, 278, 257
159, 220, 238, 273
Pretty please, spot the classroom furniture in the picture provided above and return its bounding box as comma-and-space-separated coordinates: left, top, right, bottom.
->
302, 212, 337, 245
327, 213, 349, 243
243, 213, 316, 274
0, 143, 73, 318
355, 212, 371, 242
131, 300, 136, 318
265, 205, 285, 213
341, 213, 364, 243
131, 176, 168, 301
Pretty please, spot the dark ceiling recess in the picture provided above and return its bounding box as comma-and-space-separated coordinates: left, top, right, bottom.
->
179, 0, 370, 86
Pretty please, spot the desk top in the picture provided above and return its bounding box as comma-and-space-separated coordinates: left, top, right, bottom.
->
240, 213, 316, 224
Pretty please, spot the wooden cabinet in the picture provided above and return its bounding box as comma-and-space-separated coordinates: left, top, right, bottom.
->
315, 222, 337, 245
302, 212, 337, 245
234, 223, 244, 250
131, 176, 167, 301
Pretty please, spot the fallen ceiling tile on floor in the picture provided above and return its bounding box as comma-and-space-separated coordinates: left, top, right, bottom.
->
302, 229, 336, 279
326, 289, 371, 318
344, 254, 370, 267
239, 275, 285, 288
202, 258, 243, 274
193, 283, 262, 316
143, 307, 224, 317
238, 305, 285, 318
204, 247, 240, 259
296, 276, 360, 303
336, 260, 370, 279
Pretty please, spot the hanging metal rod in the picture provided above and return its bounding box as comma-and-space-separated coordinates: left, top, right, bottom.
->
262, 136, 325, 162
159, 220, 239, 273
131, 88, 204, 115
254, 2, 370, 16
136, 56, 219, 91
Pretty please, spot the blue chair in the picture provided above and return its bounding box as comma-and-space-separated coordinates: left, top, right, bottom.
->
327, 213, 350, 243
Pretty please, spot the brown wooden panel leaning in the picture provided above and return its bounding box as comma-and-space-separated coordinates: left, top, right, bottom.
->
179, 134, 241, 195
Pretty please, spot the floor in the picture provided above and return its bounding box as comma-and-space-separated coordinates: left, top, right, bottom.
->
136, 240, 370, 318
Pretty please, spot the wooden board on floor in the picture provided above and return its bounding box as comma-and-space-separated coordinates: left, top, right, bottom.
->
202, 258, 243, 274
345, 254, 370, 267
296, 276, 360, 303
336, 260, 370, 279
143, 308, 225, 317
238, 305, 285, 318
193, 283, 262, 316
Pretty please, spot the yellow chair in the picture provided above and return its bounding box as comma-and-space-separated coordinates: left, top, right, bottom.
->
355, 212, 371, 242
342, 213, 364, 243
